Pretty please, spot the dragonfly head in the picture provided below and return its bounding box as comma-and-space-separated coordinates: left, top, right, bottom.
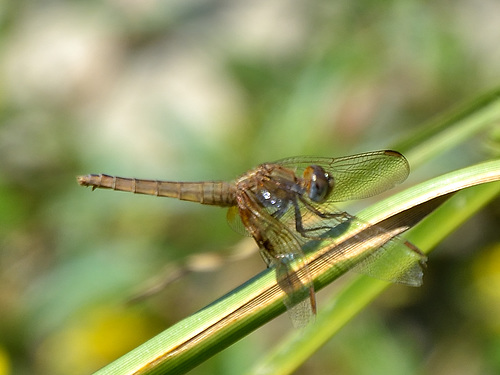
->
303, 165, 334, 202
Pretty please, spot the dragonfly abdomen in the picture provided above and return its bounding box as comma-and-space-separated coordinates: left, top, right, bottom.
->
77, 174, 237, 206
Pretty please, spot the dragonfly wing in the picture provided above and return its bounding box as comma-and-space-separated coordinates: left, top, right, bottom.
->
273, 251, 316, 328
277, 195, 426, 287
313, 214, 427, 286
349, 230, 426, 286
276, 150, 410, 202
226, 206, 251, 237
238, 190, 315, 327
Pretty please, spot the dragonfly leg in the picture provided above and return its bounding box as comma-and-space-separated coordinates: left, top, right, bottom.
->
300, 197, 353, 220
291, 196, 354, 239
290, 197, 329, 239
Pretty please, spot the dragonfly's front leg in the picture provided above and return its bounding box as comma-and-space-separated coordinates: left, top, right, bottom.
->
292, 196, 353, 239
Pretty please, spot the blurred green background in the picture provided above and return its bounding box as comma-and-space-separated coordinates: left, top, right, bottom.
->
0, 1, 499, 374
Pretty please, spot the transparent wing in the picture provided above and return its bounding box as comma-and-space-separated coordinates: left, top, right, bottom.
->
275, 150, 410, 202
238, 190, 315, 328
264, 191, 426, 287
226, 206, 251, 237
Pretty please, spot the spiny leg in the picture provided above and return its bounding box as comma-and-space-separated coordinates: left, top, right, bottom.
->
291, 196, 353, 239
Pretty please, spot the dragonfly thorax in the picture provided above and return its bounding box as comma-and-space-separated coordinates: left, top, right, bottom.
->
255, 187, 292, 218
303, 165, 334, 203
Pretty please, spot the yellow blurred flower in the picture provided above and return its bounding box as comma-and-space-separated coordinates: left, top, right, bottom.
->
470, 243, 500, 332
35, 306, 161, 375
0, 347, 12, 375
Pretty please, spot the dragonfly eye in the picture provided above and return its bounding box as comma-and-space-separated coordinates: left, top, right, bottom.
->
304, 165, 334, 202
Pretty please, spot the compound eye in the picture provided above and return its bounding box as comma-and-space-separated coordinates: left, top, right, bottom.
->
304, 165, 334, 202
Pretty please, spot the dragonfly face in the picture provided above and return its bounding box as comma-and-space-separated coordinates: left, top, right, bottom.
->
78, 150, 425, 328
302, 165, 335, 203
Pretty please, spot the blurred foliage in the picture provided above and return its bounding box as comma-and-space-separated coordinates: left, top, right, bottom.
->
0, 1, 499, 374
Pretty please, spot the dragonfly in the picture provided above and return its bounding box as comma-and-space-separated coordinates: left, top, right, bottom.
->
77, 150, 426, 327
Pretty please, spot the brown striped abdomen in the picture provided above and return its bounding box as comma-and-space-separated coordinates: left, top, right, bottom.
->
77, 174, 237, 206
